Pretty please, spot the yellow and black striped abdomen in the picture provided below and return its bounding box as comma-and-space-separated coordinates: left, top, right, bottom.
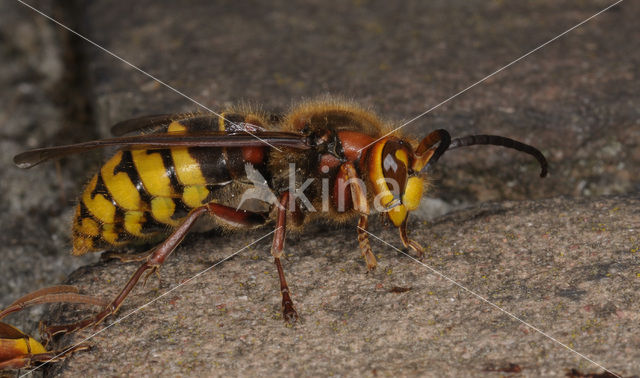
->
72, 114, 269, 255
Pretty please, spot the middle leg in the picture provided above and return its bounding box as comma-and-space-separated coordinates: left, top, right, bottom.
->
270, 191, 299, 323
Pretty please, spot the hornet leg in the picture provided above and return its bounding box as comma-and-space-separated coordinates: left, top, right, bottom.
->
339, 162, 376, 271
399, 218, 425, 258
44, 203, 267, 338
357, 215, 377, 271
101, 249, 153, 263
271, 192, 299, 323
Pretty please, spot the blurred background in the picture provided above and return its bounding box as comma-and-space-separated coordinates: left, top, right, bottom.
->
1, 0, 637, 334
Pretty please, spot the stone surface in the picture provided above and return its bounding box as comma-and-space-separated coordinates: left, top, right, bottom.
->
1, 0, 638, 376
0, 1, 98, 334
45, 196, 639, 376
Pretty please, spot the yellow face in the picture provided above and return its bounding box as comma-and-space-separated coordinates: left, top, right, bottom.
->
368, 138, 424, 227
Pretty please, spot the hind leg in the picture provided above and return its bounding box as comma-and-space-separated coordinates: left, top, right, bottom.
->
43, 203, 267, 338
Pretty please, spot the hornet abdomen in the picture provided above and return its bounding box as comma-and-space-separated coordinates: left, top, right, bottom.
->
72, 113, 269, 255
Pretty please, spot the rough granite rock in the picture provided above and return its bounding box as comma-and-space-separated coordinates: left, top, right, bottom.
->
0, 0, 638, 376
0, 1, 98, 333
44, 196, 639, 376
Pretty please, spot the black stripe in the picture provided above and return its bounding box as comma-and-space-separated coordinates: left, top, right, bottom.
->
146, 149, 182, 195
113, 207, 127, 242
91, 172, 127, 221
90, 234, 107, 249
114, 150, 153, 204
225, 148, 246, 179
179, 116, 221, 132
140, 210, 167, 234
91, 159, 138, 242
187, 147, 232, 184
203, 186, 219, 203
93, 168, 134, 237
171, 197, 191, 220
75, 202, 96, 238
79, 201, 92, 220
90, 172, 110, 200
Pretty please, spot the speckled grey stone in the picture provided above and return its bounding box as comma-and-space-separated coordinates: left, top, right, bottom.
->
44, 196, 639, 377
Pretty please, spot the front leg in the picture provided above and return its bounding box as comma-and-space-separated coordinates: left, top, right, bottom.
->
399, 218, 425, 258
338, 162, 377, 271
357, 215, 377, 271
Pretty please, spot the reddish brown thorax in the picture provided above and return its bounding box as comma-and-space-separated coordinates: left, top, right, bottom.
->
337, 131, 374, 162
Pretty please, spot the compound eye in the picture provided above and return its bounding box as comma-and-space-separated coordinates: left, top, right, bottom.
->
381, 142, 408, 198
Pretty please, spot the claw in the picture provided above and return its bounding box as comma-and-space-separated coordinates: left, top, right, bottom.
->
280, 285, 299, 324
282, 299, 299, 324
364, 252, 378, 271
142, 266, 159, 288
38, 321, 52, 347
407, 240, 425, 259
399, 219, 425, 258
